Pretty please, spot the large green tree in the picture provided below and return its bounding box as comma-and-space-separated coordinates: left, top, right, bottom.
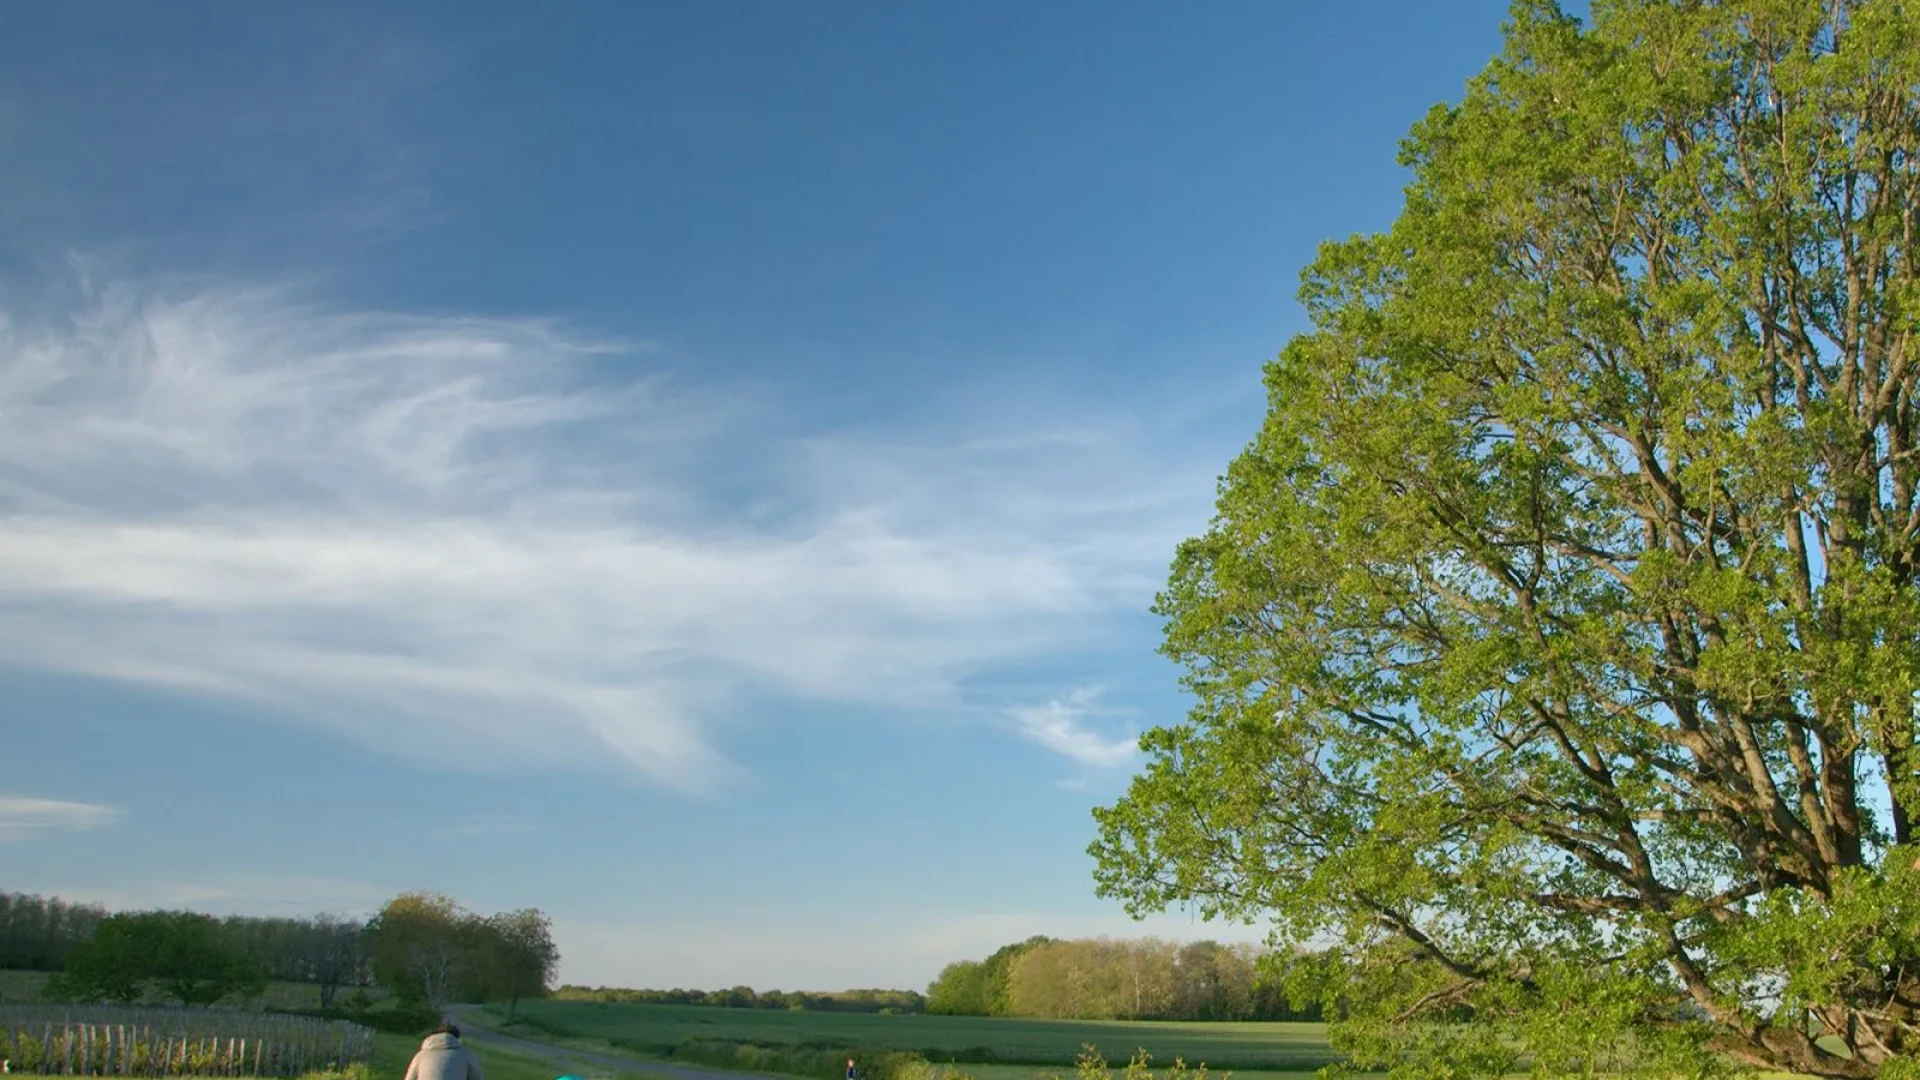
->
925, 960, 990, 1015
47, 911, 264, 1007
363, 892, 473, 1010
1091, 1, 1920, 1077
473, 908, 560, 1019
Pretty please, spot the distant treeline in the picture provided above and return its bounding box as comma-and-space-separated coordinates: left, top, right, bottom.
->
0, 889, 557, 1020
557, 935, 1322, 1023
0, 892, 104, 972
928, 936, 1323, 1022
0, 891, 372, 997
553, 985, 926, 1013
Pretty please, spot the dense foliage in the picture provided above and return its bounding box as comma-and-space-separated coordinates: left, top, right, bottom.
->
0, 893, 108, 973
362, 892, 558, 1015
926, 936, 1319, 1022
926, 936, 1053, 1016
551, 935, 1319, 1023
3, 888, 557, 1019
1091, 0, 1920, 1077
1, 892, 369, 1008
46, 912, 267, 1008
1003, 938, 1318, 1022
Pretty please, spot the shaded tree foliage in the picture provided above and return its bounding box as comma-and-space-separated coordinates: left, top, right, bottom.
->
1092, 1, 1920, 1077
465, 909, 560, 1019
363, 892, 470, 1010
0, 892, 108, 971
2, 888, 548, 1016
362, 893, 561, 1014
46, 911, 266, 1008
1, 890, 371, 1000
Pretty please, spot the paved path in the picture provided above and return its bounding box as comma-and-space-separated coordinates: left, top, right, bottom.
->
445, 1006, 770, 1080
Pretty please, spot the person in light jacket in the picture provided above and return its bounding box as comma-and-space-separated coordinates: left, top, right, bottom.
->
404, 1023, 484, 1080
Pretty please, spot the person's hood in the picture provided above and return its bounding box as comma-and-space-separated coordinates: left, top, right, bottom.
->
420, 1034, 461, 1052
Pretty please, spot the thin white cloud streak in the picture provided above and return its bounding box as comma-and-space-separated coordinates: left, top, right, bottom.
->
0, 278, 1227, 791
0, 796, 120, 842
1009, 689, 1138, 767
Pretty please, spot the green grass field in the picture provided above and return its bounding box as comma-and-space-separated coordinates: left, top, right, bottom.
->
947, 1065, 1335, 1080
490, 1000, 1339, 1074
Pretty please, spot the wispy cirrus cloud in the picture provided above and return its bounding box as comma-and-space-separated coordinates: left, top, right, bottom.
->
0, 276, 1223, 793
0, 796, 120, 842
1009, 688, 1139, 768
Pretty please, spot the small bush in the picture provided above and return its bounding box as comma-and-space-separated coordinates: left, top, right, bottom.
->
1054, 1045, 1227, 1080
294, 1001, 443, 1037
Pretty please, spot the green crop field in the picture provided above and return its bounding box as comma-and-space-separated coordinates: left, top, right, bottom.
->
493, 1000, 1339, 1074
954, 1065, 1340, 1080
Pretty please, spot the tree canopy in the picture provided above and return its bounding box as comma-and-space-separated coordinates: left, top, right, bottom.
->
362, 892, 473, 1010
362, 892, 561, 1013
470, 908, 560, 1019
1091, 1, 1920, 1077
47, 911, 266, 1008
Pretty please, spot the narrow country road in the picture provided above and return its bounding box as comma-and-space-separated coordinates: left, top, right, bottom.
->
445, 1006, 774, 1080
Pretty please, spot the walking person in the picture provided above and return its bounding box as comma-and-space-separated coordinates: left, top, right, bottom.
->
404, 1023, 484, 1080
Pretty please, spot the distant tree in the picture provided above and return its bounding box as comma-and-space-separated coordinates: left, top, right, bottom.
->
480, 909, 560, 1019
303, 914, 366, 1009
44, 914, 154, 1004
47, 911, 263, 1007
149, 912, 267, 1007
978, 936, 1052, 1016
925, 960, 989, 1016
364, 892, 472, 1010
0, 892, 109, 973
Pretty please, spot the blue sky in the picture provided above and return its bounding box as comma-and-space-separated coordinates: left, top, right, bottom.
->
1, 0, 1519, 991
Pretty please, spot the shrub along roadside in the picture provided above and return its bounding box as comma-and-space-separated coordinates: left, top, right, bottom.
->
288, 1000, 444, 1037
663, 1040, 1235, 1080
293, 1068, 374, 1080
1052, 1047, 1229, 1080
669, 1039, 970, 1080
